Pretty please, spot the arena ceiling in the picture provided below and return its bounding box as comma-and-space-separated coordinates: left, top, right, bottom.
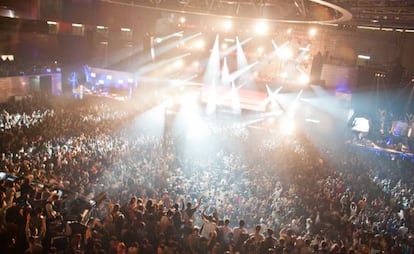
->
102, 0, 414, 29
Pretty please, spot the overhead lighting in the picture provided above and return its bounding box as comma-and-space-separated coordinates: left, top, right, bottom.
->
357, 26, 380, 30
396, 29, 404, 32
121, 27, 131, 32
358, 54, 370, 60
47, 21, 58, 25
321, 23, 338, 27
72, 23, 83, 27
405, 29, 414, 33
255, 21, 269, 35
381, 28, 393, 31
308, 28, 317, 37
96, 25, 106, 29
223, 20, 232, 31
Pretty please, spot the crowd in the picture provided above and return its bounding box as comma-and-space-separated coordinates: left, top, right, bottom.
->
0, 94, 413, 254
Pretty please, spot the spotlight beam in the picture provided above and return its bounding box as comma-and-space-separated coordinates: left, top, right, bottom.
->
220, 37, 253, 58
134, 32, 202, 69
263, 85, 283, 109
272, 40, 290, 52
155, 31, 184, 44
136, 53, 191, 75
228, 62, 258, 83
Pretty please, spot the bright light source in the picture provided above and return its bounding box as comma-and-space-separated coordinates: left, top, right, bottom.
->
106, 75, 112, 80
305, 118, 320, 124
118, 80, 124, 84
357, 26, 380, 30
352, 117, 370, 133
286, 28, 292, 34
358, 54, 370, 60
267, 117, 276, 124
223, 20, 232, 30
155, 38, 163, 43
280, 72, 287, 79
174, 59, 184, 69
121, 27, 131, 32
298, 74, 310, 85
221, 43, 228, 50
98, 80, 104, 84
255, 21, 269, 35
72, 23, 83, 27
281, 118, 296, 134
90, 72, 96, 78
192, 61, 200, 68
257, 47, 264, 55
277, 47, 293, 60
193, 39, 205, 49
96, 25, 106, 29
308, 28, 317, 37
179, 17, 186, 23
47, 21, 58, 25
127, 78, 134, 83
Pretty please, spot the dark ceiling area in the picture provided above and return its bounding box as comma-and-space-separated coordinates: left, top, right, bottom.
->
102, 0, 414, 29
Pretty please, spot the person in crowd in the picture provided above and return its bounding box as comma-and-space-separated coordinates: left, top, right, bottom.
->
0, 94, 413, 254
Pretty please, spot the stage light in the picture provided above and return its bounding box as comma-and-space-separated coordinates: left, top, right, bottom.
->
192, 61, 200, 68
223, 20, 233, 30
90, 72, 96, 78
281, 118, 296, 134
298, 74, 310, 85
98, 80, 104, 84
255, 21, 269, 35
358, 54, 370, 60
155, 37, 163, 43
174, 59, 184, 69
309, 28, 317, 37
267, 117, 276, 124
193, 39, 205, 49
277, 47, 293, 60
106, 75, 112, 80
